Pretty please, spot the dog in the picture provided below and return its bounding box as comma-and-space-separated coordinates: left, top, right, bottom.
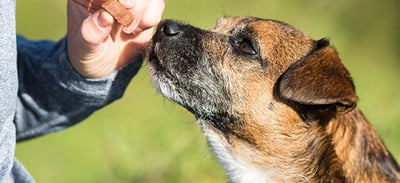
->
147, 16, 400, 182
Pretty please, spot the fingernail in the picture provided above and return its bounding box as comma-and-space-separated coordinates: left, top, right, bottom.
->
122, 19, 138, 34
119, 0, 136, 8
97, 10, 113, 28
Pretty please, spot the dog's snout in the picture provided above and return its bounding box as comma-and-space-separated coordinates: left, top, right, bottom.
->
160, 20, 181, 36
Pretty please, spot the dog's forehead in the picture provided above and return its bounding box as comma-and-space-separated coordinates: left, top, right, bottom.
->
212, 16, 250, 33
213, 16, 300, 35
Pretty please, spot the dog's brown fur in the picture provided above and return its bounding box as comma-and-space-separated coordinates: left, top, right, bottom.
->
148, 16, 400, 182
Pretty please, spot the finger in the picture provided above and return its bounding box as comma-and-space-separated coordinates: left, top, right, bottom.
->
117, 27, 154, 67
130, 27, 155, 45
138, 0, 165, 29
122, 0, 149, 33
122, 18, 140, 34
81, 10, 114, 45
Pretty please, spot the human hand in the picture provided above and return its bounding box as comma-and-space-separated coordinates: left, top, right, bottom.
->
67, 0, 165, 78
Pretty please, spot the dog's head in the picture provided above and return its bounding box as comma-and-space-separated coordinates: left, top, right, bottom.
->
148, 16, 358, 181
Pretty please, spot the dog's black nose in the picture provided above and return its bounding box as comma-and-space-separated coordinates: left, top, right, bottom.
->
160, 19, 181, 36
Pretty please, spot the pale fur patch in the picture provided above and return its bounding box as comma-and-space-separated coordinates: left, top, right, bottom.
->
199, 121, 274, 183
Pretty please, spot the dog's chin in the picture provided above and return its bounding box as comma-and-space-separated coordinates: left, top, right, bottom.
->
147, 51, 194, 115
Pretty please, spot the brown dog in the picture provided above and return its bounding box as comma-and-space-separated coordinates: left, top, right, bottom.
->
147, 16, 400, 182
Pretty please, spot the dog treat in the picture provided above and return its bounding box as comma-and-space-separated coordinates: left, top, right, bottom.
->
101, 0, 133, 27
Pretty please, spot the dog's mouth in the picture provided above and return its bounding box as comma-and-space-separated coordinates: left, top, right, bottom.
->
147, 41, 160, 64
146, 19, 233, 125
147, 44, 157, 61
146, 20, 171, 68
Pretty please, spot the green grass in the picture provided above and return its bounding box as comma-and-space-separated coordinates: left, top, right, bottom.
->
16, 0, 399, 182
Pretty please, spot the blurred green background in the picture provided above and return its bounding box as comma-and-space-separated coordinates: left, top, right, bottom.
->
15, 0, 399, 182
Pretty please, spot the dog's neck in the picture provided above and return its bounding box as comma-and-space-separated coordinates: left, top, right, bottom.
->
325, 108, 400, 182
199, 108, 400, 183
278, 108, 400, 182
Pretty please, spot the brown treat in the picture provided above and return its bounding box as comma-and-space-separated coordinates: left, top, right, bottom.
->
101, 0, 133, 27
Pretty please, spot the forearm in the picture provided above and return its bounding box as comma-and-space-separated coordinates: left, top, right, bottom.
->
15, 36, 142, 141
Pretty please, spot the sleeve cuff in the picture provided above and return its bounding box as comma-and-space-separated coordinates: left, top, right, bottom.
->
56, 37, 144, 106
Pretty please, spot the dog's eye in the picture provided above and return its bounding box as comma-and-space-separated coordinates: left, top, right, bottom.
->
238, 39, 257, 55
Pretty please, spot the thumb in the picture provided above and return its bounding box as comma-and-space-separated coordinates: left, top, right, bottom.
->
81, 10, 114, 45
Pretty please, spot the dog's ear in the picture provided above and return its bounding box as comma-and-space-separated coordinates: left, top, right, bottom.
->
277, 39, 358, 115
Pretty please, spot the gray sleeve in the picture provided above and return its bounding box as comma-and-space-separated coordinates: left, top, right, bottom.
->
15, 36, 143, 141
